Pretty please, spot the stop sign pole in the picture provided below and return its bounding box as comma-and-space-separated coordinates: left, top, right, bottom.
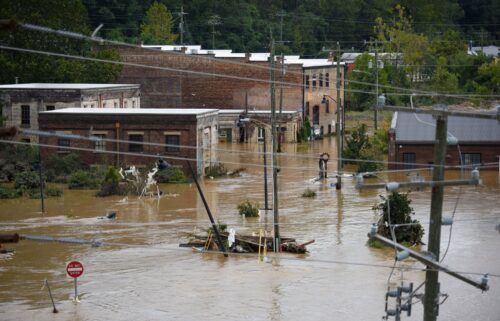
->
66, 261, 84, 301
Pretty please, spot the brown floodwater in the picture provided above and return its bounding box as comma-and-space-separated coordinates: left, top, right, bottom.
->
1, 138, 499, 321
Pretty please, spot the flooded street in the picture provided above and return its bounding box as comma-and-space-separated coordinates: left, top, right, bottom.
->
1, 138, 499, 321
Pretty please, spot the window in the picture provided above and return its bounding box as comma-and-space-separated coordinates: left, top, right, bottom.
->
328, 124, 332, 134
46, 105, 55, 111
129, 134, 143, 152
22, 138, 30, 143
21, 105, 30, 126
102, 102, 107, 108
58, 138, 70, 153
402, 152, 416, 169
124, 101, 128, 108
165, 135, 180, 152
93, 134, 106, 152
319, 73, 323, 87
132, 100, 136, 108
91, 104, 95, 108
461, 153, 481, 167
83, 104, 88, 108
305, 75, 310, 89
312, 105, 320, 125
305, 101, 310, 117
312, 74, 317, 88
325, 100, 330, 113
114, 102, 118, 108
325, 73, 329, 87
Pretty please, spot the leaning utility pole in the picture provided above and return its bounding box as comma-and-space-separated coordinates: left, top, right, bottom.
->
423, 110, 447, 321
269, 33, 280, 251
335, 42, 342, 190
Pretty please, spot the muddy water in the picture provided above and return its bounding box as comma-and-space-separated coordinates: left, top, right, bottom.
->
1, 138, 499, 321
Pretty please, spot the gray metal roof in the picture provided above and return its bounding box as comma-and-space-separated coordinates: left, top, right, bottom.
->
392, 112, 500, 143
0, 83, 139, 90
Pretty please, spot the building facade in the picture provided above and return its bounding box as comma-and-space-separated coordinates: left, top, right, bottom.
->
388, 111, 500, 170
0, 83, 141, 142
302, 61, 345, 137
38, 108, 218, 175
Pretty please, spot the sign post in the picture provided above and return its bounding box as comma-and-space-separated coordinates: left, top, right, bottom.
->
66, 261, 84, 301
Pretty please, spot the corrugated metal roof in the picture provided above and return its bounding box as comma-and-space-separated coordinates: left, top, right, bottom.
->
41, 107, 218, 116
0, 83, 139, 90
393, 112, 500, 143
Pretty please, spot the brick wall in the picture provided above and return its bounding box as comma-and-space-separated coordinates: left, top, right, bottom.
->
117, 46, 303, 110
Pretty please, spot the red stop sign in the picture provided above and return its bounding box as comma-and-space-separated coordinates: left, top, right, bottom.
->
66, 261, 84, 278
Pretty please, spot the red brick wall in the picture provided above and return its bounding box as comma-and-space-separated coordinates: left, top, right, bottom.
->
38, 113, 198, 173
116, 46, 303, 110
389, 143, 500, 169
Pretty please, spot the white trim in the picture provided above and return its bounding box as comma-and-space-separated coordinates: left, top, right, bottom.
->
127, 131, 144, 135
91, 130, 108, 135
163, 131, 181, 135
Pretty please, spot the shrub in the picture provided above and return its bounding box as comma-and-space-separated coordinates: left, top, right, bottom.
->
14, 170, 43, 194
372, 192, 424, 246
68, 170, 101, 189
44, 153, 83, 178
0, 185, 21, 199
28, 187, 63, 199
155, 167, 188, 183
302, 188, 316, 198
96, 166, 126, 197
237, 200, 259, 217
205, 163, 228, 178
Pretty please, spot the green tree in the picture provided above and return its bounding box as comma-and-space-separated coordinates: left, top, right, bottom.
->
140, 2, 178, 45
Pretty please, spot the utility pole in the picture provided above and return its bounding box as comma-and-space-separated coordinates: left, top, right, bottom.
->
278, 53, 284, 153
269, 33, 280, 252
177, 6, 188, 46
207, 15, 221, 49
423, 110, 447, 321
374, 39, 379, 130
276, 9, 286, 43
335, 42, 342, 190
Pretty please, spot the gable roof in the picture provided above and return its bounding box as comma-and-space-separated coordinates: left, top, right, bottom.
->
392, 111, 500, 144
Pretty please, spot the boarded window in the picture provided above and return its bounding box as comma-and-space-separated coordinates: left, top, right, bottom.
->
21, 105, 30, 125
165, 135, 180, 152
129, 134, 143, 152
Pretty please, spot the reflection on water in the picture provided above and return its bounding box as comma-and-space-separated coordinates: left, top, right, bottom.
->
1, 138, 499, 320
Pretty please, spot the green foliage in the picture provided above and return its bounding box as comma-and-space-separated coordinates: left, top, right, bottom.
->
0, 145, 39, 182
343, 124, 370, 162
96, 166, 125, 197
28, 187, 63, 199
140, 2, 177, 44
297, 116, 312, 142
237, 200, 259, 217
205, 163, 228, 178
0, 185, 21, 199
301, 188, 316, 198
44, 153, 83, 180
154, 167, 188, 184
14, 171, 43, 194
373, 192, 424, 245
68, 170, 101, 189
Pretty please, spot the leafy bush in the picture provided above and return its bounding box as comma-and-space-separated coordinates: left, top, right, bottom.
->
372, 192, 424, 246
301, 188, 316, 198
68, 170, 101, 189
205, 163, 228, 178
343, 124, 370, 162
96, 166, 126, 197
28, 187, 63, 199
237, 200, 259, 217
44, 153, 83, 179
297, 115, 312, 142
14, 171, 43, 194
154, 167, 188, 183
0, 185, 21, 199
0, 145, 38, 181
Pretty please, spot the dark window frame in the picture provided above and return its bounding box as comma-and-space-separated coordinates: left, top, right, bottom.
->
461, 153, 481, 167
305, 75, 310, 89
46, 105, 55, 111
21, 105, 30, 125
325, 73, 330, 87
165, 135, 180, 152
129, 134, 144, 153
402, 152, 416, 169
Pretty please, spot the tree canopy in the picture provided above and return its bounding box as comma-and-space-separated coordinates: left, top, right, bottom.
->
140, 2, 177, 45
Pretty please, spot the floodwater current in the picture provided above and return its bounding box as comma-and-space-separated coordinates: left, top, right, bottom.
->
1, 138, 499, 321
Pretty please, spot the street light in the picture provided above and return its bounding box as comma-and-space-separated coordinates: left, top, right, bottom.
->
321, 94, 342, 190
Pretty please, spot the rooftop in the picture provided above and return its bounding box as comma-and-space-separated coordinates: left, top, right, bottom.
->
392, 111, 500, 143
0, 83, 139, 90
41, 107, 218, 116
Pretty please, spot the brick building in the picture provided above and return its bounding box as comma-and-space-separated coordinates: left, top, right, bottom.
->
218, 109, 301, 143
0, 83, 140, 142
388, 112, 500, 170
300, 59, 345, 137
38, 108, 218, 175
117, 46, 304, 111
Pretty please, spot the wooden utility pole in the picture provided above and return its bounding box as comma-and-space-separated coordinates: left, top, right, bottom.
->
374, 39, 379, 130
269, 34, 280, 251
423, 111, 447, 321
335, 42, 342, 190
278, 53, 284, 153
